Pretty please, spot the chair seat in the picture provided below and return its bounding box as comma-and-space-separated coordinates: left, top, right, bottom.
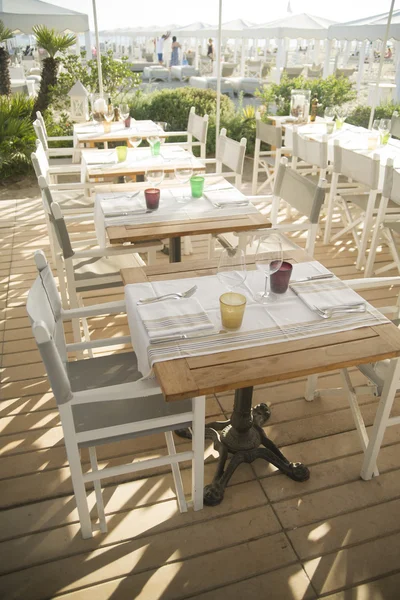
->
358, 361, 389, 397
52, 190, 94, 209
69, 352, 193, 446
74, 253, 144, 291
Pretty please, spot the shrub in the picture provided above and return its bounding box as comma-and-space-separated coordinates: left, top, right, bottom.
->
51, 50, 142, 111
256, 75, 356, 116
127, 87, 257, 155
0, 95, 35, 180
347, 103, 400, 129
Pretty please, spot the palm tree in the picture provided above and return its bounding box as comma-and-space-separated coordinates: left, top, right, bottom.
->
0, 20, 14, 96
32, 25, 76, 119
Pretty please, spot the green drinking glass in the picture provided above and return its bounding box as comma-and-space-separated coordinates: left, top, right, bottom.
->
190, 176, 205, 198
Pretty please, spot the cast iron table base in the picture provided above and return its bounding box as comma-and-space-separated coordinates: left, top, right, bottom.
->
177, 386, 310, 506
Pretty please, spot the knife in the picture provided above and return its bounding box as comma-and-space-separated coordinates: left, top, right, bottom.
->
292, 274, 334, 283
150, 329, 224, 344
105, 209, 152, 217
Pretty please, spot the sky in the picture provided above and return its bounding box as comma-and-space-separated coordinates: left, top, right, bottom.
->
46, 0, 396, 31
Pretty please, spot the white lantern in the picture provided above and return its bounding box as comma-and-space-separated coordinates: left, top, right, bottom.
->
68, 81, 89, 123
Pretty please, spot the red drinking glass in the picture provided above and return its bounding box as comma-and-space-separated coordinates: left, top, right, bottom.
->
144, 188, 160, 210
270, 261, 293, 294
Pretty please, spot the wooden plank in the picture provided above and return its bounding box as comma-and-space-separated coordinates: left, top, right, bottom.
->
107, 213, 271, 244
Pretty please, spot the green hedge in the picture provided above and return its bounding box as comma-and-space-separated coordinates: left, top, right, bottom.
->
0, 95, 36, 181
347, 103, 400, 129
127, 87, 256, 155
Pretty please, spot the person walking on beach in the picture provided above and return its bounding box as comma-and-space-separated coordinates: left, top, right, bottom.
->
170, 36, 181, 66
156, 32, 171, 65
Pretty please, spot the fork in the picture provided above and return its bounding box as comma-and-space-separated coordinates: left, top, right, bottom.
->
212, 201, 249, 208
138, 285, 198, 304
313, 303, 366, 319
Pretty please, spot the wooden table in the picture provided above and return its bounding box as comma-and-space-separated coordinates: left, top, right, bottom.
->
82, 147, 205, 185
74, 120, 164, 149
121, 250, 400, 504
106, 181, 271, 262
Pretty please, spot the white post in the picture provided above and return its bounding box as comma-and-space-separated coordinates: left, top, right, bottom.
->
233, 38, 239, 62
369, 0, 396, 129
357, 40, 366, 92
84, 30, 92, 58
323, 39, 332, 78
194, 38, 199, 69
216, 0, 223, 155
264, 39, 269, 59
240, 37, 247, 76
92, 0, 103, 95
343, 40, 351, 66
313, 39, 320, 65
395, 41, 400, 102
275, 38, 284, 83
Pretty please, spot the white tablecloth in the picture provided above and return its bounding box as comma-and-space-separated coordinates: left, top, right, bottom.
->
94, 183, 252, 247
125, 260, 388, 376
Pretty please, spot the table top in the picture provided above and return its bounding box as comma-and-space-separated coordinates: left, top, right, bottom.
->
121, 250, 400, 402
74, 120, 164, 144
82, 146, 205, 182
106, 180, 271, 244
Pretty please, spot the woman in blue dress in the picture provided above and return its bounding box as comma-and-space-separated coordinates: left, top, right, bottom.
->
170, 36, 181, 66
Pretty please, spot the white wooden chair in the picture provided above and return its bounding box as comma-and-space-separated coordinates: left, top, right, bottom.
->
390, 111, 400, 139
324, 141, 382, 270
202, 128, 247, 188
159, 107, 209, 159
36, 110, 76, 153
252, 112, 283, 195
32, 139, 82, 186
214, 157, 326, 258
33, 118, 76, 164
304, 275, 400, 481
291, 125, 329, 181
365, 159, 400, 277
27, 251, 205, 539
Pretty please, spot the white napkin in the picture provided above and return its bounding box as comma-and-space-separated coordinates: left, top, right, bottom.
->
204, 187, 247, 205
290, 278, 365, 312
101, 194, 143, 217
85, 151, 116, 165
137, 298, 214, 340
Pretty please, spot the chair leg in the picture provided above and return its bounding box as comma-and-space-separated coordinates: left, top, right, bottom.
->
165, 431, 187, 513
183, 236, 193, 256
305, 374, 319, 401
208, 234, 216, 259
88, 446, 107, 533
191, 395, 206, 511
361, 358, 400, 480
147, 248, 157, 265
340, 369, 379, 477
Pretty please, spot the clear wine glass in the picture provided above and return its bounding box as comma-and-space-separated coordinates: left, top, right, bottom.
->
217, 248, 247, 291
372, 119, 380, 131
119, 103, 130, 121
146, 168, 164, 187
175, 160, 194, 202
324, 106, 335, 122
335, 105, 348, 130
379, 118, 391, 145
128, 136, 142, 158
255, 233, 283, 303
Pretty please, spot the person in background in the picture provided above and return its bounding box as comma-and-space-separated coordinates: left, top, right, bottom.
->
156, 32, 171, 65
170, 36, 181, 66
385, 46, 393, 59
207, 38, 214, 62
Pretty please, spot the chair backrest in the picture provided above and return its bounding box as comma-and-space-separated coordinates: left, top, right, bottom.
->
9, 66, 24, 79
50, 203, 75, 259
382, 158, 400, 205
217, 129, 247, 175
273, 157, 326, 223
31, 140, 50, 182
391, 111, 400, 139
255, 111, 282, 148
37, 175, 53, 215
284, 66, 304, 77
332, 140, 380, 189
36, 111, 48, 138
187, 106, 209, 144
33, 119, 49, 151
292, 126, 328, 169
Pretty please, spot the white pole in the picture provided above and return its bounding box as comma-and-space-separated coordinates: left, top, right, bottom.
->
323, 39, 332, 78
92, 0, 104, 95
216, 0, 223, 154
356, 40, 366, 93
369, 0, 396, 129
240, 37, 246, 76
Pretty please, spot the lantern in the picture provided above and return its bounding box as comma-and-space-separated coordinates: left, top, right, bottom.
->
68, 81, 89, 122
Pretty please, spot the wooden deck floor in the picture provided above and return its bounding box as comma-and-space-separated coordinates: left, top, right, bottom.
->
2, 172, 400, 599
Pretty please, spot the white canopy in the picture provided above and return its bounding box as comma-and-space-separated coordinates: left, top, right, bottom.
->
0, 0, 89, 33
328, 10, 400, 41
196, 19, 255, 39
175, 22, 214, 37
247, 13, 336, 40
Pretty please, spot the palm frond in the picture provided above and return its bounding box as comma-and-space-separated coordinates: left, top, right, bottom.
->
0, 20, 14, 44
32, 25, 76, 57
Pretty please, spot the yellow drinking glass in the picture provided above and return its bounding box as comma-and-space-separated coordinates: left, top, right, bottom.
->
116, 146, 128, 162
219, 292, 246, 330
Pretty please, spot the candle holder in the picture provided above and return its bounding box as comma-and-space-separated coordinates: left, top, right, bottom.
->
220, 292, 246, 330
144, 188, 160, 210
270, 261, 293, 294
124, 116, 131, 128
290, 89, 311, 124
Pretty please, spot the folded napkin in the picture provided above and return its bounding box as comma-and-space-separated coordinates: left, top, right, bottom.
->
137, 298, 214, 340
85, 152, 117, 165
100, 194, 143, 217
290, 277, 365, 312
204, 188, 247, 205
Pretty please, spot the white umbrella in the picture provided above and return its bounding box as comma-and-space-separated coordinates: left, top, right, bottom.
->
368, 0, 396, 129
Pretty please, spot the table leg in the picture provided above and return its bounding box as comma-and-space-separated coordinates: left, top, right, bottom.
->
169, 237, 181, 263
178, 386, 310, 506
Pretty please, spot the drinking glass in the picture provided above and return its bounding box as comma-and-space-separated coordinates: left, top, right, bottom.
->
379, 119, 391, 145
217, 248, 247, 291
146, 168, 164, 187
175, 161, 194, 202
128, 135, 142, 154
324, 106, 335, 122
372, 119, 380, 132
148, 135, 161, 155
156, 121, 168, 145
119, 103, 130, 121
255, 234, 283, 303
335, 106, 348, 130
